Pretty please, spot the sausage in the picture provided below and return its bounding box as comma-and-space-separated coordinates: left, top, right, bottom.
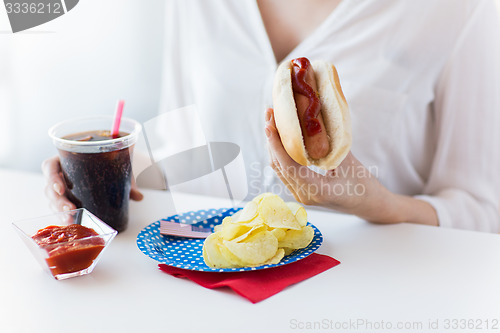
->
290, 57, 330, 160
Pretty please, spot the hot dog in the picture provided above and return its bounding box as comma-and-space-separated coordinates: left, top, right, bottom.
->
290, 58, 330, 160
272, 57, 352, 170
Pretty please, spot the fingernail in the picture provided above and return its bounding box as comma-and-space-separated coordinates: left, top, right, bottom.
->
62, 205, 70, 211
265, 127, 271, 137
265, 110, 272, 122
53, 183, 62, 195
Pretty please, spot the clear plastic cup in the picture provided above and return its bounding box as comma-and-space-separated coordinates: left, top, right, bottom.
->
48, 116, 141, 232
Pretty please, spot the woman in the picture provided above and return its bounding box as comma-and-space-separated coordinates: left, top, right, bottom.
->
43, 0, 500, 232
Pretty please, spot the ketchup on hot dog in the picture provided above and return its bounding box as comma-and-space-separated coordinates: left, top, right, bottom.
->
290, 57, 330, 160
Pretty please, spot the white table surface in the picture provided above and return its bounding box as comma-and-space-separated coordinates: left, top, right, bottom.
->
1, 168, 499, 333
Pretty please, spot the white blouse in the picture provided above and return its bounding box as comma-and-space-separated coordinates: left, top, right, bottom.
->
158, 0, 500, 232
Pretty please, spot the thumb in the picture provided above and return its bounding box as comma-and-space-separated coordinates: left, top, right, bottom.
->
130, 177, 144, 201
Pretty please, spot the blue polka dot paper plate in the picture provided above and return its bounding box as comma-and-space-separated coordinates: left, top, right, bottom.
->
136, 207, 323, 272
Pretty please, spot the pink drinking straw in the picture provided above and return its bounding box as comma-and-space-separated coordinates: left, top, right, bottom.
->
111, 100, 125, 138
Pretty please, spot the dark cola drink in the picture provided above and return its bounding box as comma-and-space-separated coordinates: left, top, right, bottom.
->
59, 131, 132, 232
49, 117, 141, 233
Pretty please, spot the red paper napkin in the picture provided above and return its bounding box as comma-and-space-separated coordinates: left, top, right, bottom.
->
158, 253, 340, 303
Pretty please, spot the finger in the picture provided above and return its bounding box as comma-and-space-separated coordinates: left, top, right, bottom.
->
270, 158, 302, 202
268, 145, 311, 203
266, 113, 310, 193
269, 148, 316, 205
42, 156, 77, 211
266, 108, 317, 204
265, 108, 301, 169
130, 188, 144, 201
130, 176, 144, 201
265, 108, 275, 161
44, 184, 76, 212
267, 136, 304, 190
268, 148, 297, 188
41, 156, 66, 196
265, 107, 273, 122
272, 165, 308, 204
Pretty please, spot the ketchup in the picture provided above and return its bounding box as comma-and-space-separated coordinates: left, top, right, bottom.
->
32, 225, 105, 277
291, 57, 322, 136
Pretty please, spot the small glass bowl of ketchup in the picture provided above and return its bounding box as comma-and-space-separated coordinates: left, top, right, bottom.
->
12, 209, 117, 280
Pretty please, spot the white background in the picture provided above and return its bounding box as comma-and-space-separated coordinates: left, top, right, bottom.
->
0, 0, 165, 171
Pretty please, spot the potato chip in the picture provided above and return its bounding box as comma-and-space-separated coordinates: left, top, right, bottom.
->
235, 215, 265, 228
203, 193, 314, 269
220, 222, 252, 241
282, 247, 295, 256
203, 233, 232, 268
262, 248, 285, 265
278, 226, 315, 250
203, 233, 246, 268
230, 210, 242, 221
218, 242, 246, 267
236, 201, 258, 223
258, 195, 301, 230
251, 192, 274, 204
286, 202, 308, 227
202, 239, 212, 266
224, 230, 278, 265
202, 242, 212, 266
270, 228, 286, 241
214, 216, 231, 232
221, 216, 233, 226
231, 224, 267, 243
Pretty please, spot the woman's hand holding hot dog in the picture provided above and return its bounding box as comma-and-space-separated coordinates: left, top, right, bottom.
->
267, 57, 439, 226
266, 108, 438, 225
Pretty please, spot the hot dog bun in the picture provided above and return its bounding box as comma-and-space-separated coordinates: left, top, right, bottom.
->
272, 59, 352, 170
